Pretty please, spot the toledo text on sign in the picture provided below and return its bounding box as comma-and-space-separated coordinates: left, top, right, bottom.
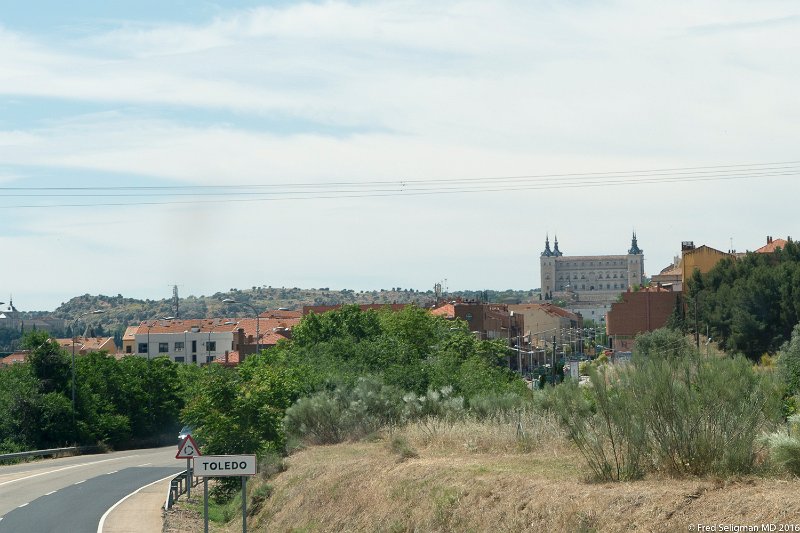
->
193, 455, 257, 477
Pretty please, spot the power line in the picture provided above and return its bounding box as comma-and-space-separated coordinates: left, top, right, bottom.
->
0, 161, 796, 209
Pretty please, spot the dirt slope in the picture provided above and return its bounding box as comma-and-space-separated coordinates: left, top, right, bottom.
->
169, 439, 800, 533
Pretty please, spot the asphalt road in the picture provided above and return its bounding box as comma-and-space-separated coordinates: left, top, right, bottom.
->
0, 447, 184, 533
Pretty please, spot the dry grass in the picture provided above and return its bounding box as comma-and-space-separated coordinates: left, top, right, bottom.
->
166, 417, 800, 532
395, 410, 568, 457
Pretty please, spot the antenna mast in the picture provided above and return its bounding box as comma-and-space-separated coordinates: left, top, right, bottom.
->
173, 285, 180, 318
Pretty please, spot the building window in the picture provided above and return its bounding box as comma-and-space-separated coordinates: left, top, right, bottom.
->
126, 345, 132, 353
159, 342, 169, 353
206, 355, 215, 363
175, 341, 184, 352
191, 340, 197, 353
138, 343, 148, 353
175, 356, 185, 363
206, 341, 217, 352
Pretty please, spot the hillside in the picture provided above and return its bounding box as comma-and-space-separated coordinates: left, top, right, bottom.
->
29, 286, 538, 335
166, 418, 800, 533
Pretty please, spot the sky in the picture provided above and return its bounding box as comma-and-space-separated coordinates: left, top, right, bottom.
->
1, 1, 798, 311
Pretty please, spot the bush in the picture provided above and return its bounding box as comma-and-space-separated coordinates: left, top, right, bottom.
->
388, 435, 419, 460
552, 330, 778, 480
468, 392, 528, 420
284, 376, 404, 445
764, 414, 800, 476
552, 367, 646, 481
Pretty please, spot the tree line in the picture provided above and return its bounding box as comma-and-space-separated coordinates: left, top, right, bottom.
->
1, 306, 521, 455
674, 239, 800, 360
0, 331, 198, 453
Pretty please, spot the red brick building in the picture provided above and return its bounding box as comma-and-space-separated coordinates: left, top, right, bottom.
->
606, 287, 679, 352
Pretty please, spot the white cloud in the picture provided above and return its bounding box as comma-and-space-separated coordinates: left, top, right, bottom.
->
1, 1, 799, 309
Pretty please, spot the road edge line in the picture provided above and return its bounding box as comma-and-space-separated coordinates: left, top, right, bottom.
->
97, 472, 179, 533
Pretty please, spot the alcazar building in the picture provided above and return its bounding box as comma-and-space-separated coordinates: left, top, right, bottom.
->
540, 234, 644, 305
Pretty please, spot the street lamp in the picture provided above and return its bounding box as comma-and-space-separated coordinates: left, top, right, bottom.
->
222, 299, 260, 358
208, 320, 236, 364
146, 316, 174, 360
72, 309, 105, 442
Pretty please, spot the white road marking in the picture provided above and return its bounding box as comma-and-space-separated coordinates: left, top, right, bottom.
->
97, 471, 181, 533
137, 463, 151, 467
75, 480, 86, 485
0, 454, 145, 488
45, 490, 57, 496
18, 503, 28, 508
107, 471, 118, 475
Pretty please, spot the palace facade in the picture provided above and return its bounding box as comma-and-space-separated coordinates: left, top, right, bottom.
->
540, 234, 645, 306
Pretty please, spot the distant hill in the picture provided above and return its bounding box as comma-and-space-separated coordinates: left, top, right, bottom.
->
17, 287, 538, 337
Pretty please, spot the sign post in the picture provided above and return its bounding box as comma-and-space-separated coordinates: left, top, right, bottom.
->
176, 435, 202, 500
193, 455, 257, 533
203, 478, 209, 533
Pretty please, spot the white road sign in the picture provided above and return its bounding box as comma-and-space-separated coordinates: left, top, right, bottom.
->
193, 455, 257, 477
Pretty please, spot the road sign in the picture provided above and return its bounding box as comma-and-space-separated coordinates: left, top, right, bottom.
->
193, 455, 257, 477
176, 435, 202, 459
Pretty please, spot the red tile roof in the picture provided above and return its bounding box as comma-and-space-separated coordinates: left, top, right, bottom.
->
134, 318, 241, 334
430, 304, 456, 319
511, 303, 579, 320
54, 337, 117, 353
234, 317, 300, 340
755, 238, 789, 254
214, 350, 240, 366
1, 352, 27, 365
123, 326, 139, 340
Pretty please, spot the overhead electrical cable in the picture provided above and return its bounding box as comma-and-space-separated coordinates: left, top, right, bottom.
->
0, 161, 797, 208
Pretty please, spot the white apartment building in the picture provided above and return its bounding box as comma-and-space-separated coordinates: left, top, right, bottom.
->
130, 318, 240, 365
125, 314, 301, 365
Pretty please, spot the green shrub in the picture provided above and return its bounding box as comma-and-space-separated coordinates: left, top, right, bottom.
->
764, 414, 800, 476
552, 330, 778, 480
552, 367, 646, 481
284, 376, 404, 445
388, 435, 419, 460
468, 392, 528, 420
765, 433, 800, 476
258, 451, 287, 479
283, 391, 346, 445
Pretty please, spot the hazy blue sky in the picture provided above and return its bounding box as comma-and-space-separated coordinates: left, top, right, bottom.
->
1, 1, 798, 310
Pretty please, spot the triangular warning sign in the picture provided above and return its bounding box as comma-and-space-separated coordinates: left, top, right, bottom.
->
176, 434, 202, 459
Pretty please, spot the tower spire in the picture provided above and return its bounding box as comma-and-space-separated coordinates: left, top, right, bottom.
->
553, 235, 563, 256
541, 233, 553, 257
628, 231, 642, 255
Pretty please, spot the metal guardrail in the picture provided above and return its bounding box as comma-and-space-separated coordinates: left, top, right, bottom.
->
0, 446, 78, 463
165, 469, 201, 510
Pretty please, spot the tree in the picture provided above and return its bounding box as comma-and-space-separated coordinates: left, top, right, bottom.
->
779, 324, 800, 397
23, 331, 71, 395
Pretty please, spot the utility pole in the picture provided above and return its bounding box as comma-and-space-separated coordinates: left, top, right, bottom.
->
552, 335, 557, 383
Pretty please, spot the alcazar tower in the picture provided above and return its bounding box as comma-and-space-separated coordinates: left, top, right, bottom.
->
540, 233, 644, 304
